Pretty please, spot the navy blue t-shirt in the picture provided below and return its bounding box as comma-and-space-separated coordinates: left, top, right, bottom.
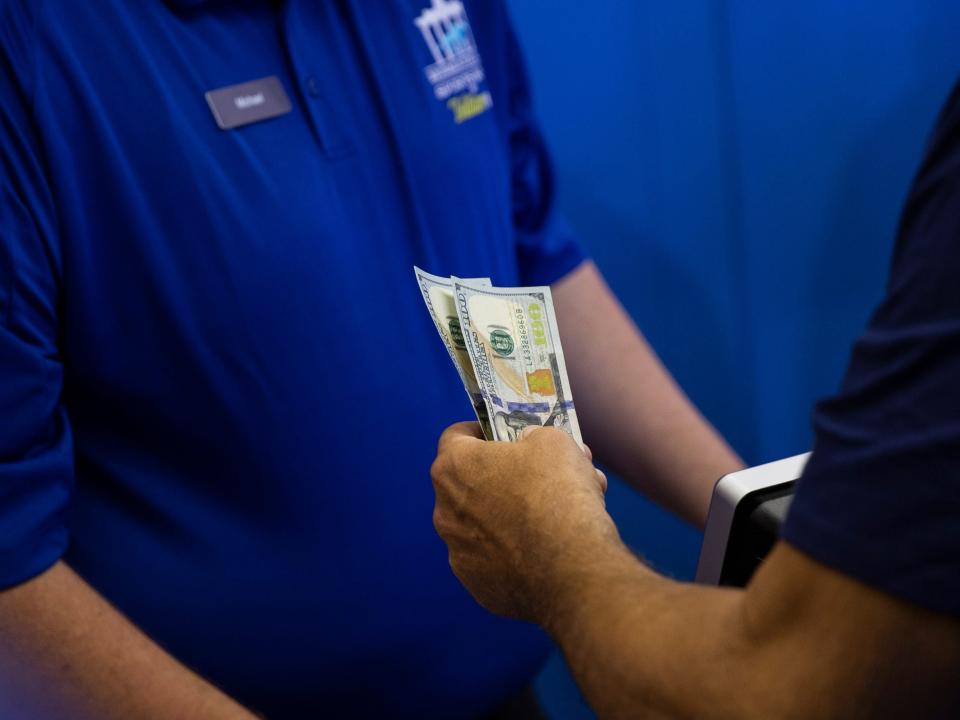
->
0, 1, 584, 717
783, 80, 960, 619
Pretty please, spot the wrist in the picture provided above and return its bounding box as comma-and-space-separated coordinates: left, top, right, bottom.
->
534, 521, 634, 634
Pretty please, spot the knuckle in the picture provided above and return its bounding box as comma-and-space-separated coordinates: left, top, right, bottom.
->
430, 455, 449, 490
447, 553, 464, 580
596, 469, 609, 493
533, 426, 569, 454
437, 423, 456, 446
450, 448, 476, 487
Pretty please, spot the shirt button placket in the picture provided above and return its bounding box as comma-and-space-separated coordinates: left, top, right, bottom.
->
282, 3, 354, 159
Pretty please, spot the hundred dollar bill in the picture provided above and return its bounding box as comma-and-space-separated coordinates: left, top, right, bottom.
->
414, 267, 494, 439
452, 278, 582, 444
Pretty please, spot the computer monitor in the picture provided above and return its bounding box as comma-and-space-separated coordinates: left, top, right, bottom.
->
695, 453, 810, 587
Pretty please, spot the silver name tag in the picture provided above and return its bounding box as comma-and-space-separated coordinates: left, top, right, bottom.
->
205, 75, 292, 130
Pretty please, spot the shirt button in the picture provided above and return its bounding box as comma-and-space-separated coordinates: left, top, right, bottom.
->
305, 76, 321, 98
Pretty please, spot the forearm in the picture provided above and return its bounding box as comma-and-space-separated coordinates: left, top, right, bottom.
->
541, 539, 960, 720
541, 537, 751, 720
0, 562, 257, 720
431, 420, 960, 719
553, 262, 742, 526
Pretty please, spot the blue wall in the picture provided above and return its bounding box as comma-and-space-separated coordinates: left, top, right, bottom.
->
506, 2, 960, 717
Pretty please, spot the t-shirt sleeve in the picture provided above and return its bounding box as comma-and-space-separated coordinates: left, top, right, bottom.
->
0, 2, 73, 589
781, 82, 960, 618
499, 11, 586, 287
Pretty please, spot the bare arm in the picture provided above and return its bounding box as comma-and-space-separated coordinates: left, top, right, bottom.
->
553, 261, 742, 525
0, 562, 257, 720
546, 539, 960, 720
431, 424, 960, 720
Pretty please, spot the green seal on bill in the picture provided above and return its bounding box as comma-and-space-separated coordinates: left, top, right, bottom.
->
447, 317, 466, 348
489, 328, 515, 356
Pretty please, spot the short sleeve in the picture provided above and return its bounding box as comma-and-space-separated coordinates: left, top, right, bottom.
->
501, 13, 586, 287
781, 81, 960, 618
0, 1, 73, 589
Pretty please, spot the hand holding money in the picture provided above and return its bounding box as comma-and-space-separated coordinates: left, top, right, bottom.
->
415, 267, 582, 445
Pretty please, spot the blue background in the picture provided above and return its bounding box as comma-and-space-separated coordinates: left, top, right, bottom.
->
506, 1, 960, 717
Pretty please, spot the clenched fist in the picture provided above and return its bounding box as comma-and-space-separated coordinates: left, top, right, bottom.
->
431, 422, 622, 624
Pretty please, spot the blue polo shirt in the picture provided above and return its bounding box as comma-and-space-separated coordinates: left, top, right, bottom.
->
0, 1, 584, 716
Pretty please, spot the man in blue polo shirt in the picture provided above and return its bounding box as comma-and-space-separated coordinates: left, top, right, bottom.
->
0, 1, 742, 718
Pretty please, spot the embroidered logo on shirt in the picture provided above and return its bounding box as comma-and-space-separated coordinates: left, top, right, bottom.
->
414, 0, 493, 124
